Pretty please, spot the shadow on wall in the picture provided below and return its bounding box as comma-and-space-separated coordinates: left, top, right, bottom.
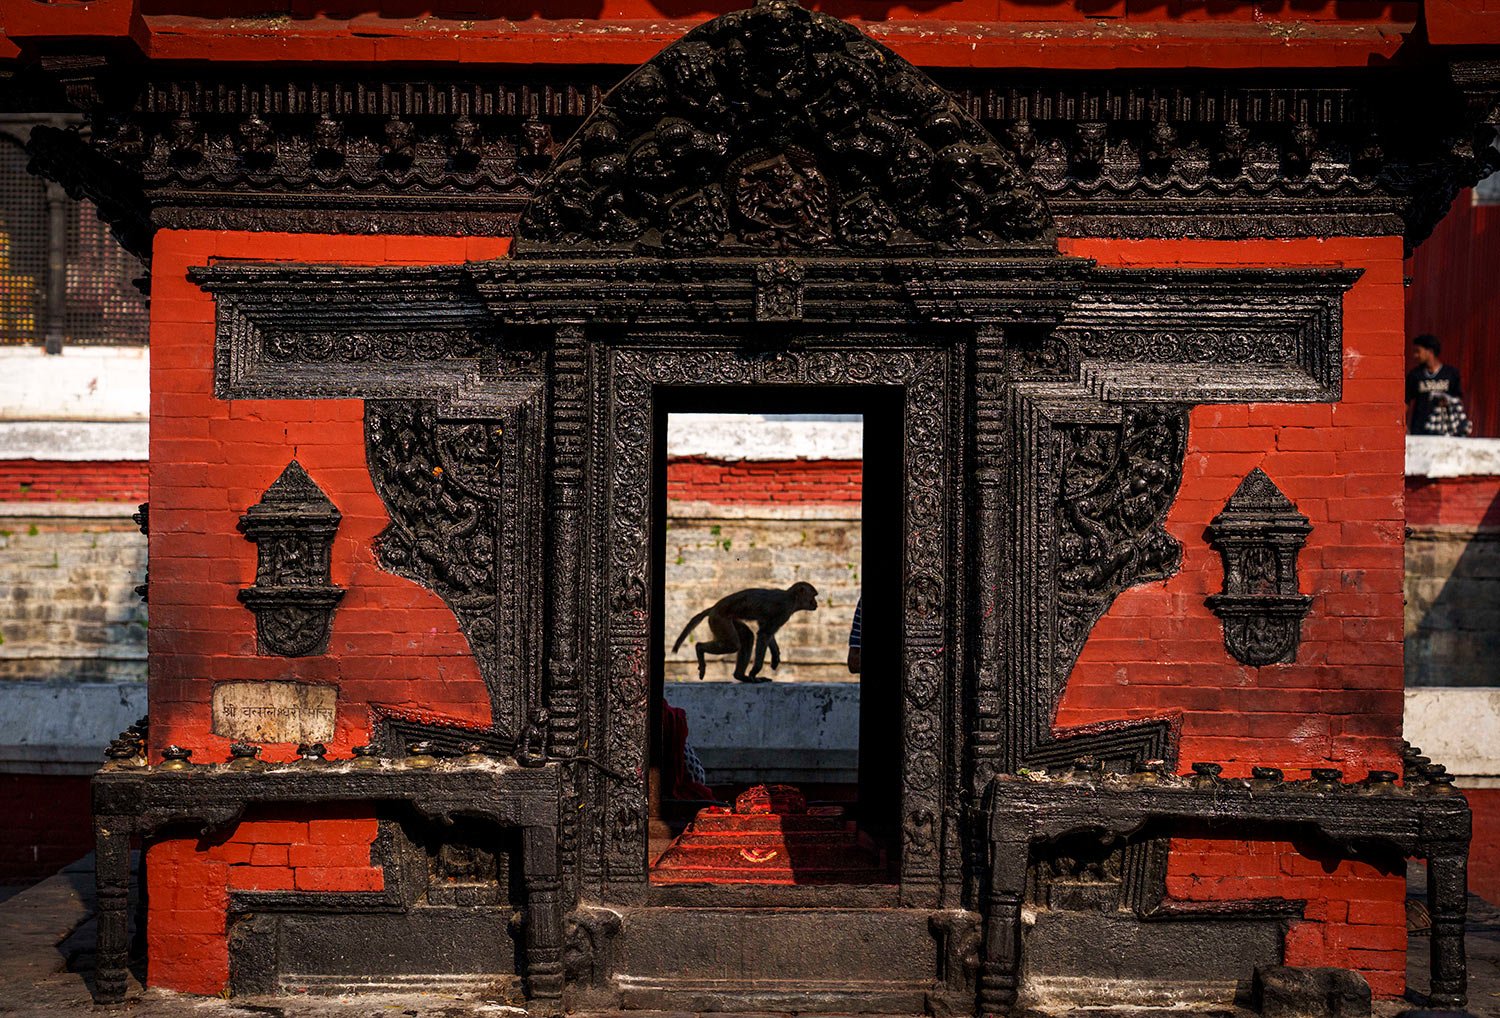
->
1405, 482, 1500, 688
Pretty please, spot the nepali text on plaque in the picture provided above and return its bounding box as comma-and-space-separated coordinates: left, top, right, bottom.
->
211, 681, 337, 744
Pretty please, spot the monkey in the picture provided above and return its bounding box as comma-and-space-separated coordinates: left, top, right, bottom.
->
672, 581, 818, 683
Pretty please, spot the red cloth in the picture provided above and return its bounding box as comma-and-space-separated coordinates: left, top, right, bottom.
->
660, 702, 714, 801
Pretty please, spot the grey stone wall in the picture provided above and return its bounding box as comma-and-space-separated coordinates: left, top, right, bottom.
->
1405, 527, 1500, 688
0, 506, 146, 685
663, 501, 861, 685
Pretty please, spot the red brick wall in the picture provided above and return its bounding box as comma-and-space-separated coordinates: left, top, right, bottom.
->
1054, 237, 1408, 994
145, 232, 1415, 996
147, 805, 381, 993
144, 230, 506, 994
0, 774, 92, 883
0, 460, 148, 503
1405, 189, 1500, 438
1466, 788, 1500, 905
667, 457, 862, 505
1406, 475, 1500, 528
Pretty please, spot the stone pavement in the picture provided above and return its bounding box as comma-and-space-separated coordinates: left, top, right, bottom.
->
0, 857, 1497, 1017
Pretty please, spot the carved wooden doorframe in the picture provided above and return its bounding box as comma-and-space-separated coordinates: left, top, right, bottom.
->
583, 336, 962, 907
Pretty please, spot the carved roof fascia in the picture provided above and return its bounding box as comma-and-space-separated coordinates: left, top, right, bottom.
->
20, 55, 1500, 262
26, 121, 152, 261
472, 255, 1092, 327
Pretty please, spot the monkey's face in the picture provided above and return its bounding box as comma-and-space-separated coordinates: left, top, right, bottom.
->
789, 581, 818, 611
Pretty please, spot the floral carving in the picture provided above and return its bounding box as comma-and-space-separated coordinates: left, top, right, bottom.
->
1054, 408, 1189, 688
364, 392, 545, 740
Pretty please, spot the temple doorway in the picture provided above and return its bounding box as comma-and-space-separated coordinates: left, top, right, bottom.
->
648, 389, 902, 886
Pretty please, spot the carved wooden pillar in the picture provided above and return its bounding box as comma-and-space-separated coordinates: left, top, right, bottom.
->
547, 326, 588, 899
522, 823, 565, 1013
548, 326, 587, 760
979, 832, 1029, 1018
92, 815, 133, 1004
970, 326, 1008, 789
1426, 839, 1469, 1009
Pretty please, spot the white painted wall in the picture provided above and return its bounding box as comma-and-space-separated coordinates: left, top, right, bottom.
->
1406, 435, 1500, 478
1404, 689, 1500, 787
667, 413, 863, 461
0, 346, 149, 423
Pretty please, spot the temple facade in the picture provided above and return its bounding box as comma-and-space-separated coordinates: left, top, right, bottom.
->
4, 0, 1499, 1013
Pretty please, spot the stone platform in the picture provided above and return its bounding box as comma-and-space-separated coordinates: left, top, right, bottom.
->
0, 856, 1495, 1018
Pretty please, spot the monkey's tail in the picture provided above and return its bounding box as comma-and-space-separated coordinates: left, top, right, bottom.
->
672, 608, 712, 652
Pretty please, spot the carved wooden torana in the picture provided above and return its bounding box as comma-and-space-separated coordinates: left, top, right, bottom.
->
63, 0, 1485, 1013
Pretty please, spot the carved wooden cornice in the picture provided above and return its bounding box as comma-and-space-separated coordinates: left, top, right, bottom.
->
20, 59, 1500, 262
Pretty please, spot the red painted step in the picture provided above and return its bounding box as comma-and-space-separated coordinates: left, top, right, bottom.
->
652, 784, 887, 885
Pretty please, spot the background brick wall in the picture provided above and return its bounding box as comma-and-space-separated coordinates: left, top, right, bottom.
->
1405, 473, 1500, 688
0, 512, 146, 682
0, 774, 91, 884
0, 461, 147, 502
665, 457, 862, 684
1053, 236, 1409, 995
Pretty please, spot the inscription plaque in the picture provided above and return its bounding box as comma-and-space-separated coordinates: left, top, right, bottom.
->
211, 681, 337, 744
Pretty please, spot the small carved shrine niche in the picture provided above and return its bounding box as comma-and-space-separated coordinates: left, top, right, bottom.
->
237, 461, 345, 657
1205, 469, 1313, 666
422, 820, 516, 908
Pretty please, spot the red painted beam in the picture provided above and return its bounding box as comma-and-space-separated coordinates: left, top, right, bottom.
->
3, 1, 1419, 69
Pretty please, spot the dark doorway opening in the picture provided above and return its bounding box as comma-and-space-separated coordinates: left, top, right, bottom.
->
647, 386, 902, 887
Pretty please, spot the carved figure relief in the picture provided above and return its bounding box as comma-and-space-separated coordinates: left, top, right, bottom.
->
237, 461, 344, 657
517, 0, 1052, 254
1206, 468, 1313, 666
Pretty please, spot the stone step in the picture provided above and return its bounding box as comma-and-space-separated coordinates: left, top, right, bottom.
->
616, 976, 931, 1014
614, 906, 943, 995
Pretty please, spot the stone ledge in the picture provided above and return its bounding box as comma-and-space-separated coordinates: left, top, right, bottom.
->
0, 680, 145, 773
0, 502, 141, 519
0, 422, 148, 462
666, 414, 862, 461
1406, 435, 1500, 478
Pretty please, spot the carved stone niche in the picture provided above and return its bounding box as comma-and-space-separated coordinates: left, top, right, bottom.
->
237, 461, 345, 657
1205, 468, 1313, 666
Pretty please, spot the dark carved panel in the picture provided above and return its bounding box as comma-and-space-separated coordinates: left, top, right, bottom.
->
237, 461, 344, 657
517, 0, 1051, 256
364, 382, 545, 743
1205, 468, 1313, 666
1008, 388, 1188, 778
189, 263, 492, 400
1054, 408, 1188, 686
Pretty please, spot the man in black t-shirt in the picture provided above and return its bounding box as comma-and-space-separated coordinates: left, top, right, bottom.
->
1406, 333, 1464, 435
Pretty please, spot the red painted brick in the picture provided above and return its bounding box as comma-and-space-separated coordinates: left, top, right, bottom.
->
248, 844, 288, 867
227, 865, 295, 892
294, 866, 385, 892
287, 842, 374, 869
